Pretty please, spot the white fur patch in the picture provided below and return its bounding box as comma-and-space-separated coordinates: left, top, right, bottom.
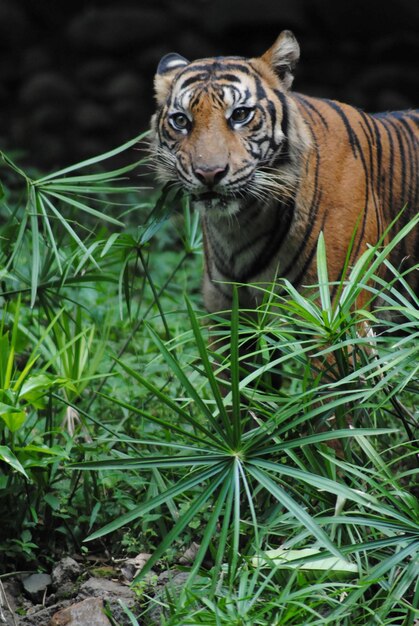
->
274, 127, 285, 145
166, 58, 187, 70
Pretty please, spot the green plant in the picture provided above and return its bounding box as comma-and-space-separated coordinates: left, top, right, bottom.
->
0, 138, 146, 305
1, 137, 417, 624
0, 140, 204, 570
0, 299, 72, 563
146, 565, 356, 625
73, 219, 417, 598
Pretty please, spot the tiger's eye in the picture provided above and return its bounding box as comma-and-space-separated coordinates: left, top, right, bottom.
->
230, 107, 254, 125
170, 112, 190, 131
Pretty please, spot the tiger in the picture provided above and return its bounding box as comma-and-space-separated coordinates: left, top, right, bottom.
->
150, 30, 418, 318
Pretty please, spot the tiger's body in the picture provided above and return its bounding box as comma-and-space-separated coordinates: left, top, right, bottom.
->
151, 31, 418, 314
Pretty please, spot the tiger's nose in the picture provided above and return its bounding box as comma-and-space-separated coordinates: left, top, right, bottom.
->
194, 165, 229, 187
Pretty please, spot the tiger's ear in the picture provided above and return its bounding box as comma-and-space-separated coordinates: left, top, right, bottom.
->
261, 30, 300, 89
154, 53, 190, 105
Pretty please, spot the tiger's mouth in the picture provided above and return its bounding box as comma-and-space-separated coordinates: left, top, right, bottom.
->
192, 191, 221, 202
191, 188, 240, 203
191, 190, 238, 212
190, 190, 243, 217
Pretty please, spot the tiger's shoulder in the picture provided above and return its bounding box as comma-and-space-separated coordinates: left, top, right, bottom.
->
293, 92, 418, 150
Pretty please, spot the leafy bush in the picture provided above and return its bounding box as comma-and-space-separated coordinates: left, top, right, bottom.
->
0, 138, 200, 565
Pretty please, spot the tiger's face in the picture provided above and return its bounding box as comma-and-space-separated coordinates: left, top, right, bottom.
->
151, 31, 308, 216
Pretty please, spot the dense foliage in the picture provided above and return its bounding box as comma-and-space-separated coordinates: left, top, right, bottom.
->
0, 140, 418, 625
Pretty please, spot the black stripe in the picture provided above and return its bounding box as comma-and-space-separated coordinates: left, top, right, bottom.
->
275, 91, 289, 136
215, 73, 242, 83
358, 111, 382, 235
325, 105, 370, 261
329, 101, 369, 268
295, 94, 329, 130
249, 115, 265, 133
292, 210, 329, 290
229, 169, 257, 187
252, 134, 275, 148
358, 110, 375, 146
254, 75, 267, 101
323, 99, 362, 159
295, 97, 316, 126
386, 118, 407, 210
375, 115, 395, 211
273, 90, 291, 162
236, 200, 295, 281
248, 145, 262, 159
369, 115, 384, 201
188, 89, 206, 110
407, 112, 419, 128
396, 117, 418, 210
178, 74, 208, 90
266, 102, 277, 142
281, 127, 322, 278
177, 61, 255, 76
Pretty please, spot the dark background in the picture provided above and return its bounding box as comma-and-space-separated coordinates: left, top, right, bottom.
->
1, 0, 418, 170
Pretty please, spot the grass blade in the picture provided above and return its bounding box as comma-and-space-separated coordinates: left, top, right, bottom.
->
316, 231, 332, 321
35, 132, 148, 182
44, 190, 124, 226
132, 463, 231, 581
114, 359, 224, 447
185, 297, 233, 442
85, 462, 227, 542
247, 463, 343, 559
